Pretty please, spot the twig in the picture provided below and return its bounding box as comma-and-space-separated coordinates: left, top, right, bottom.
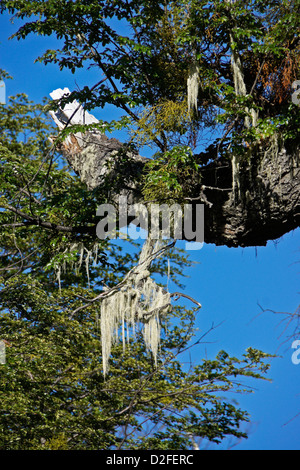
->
3, 204, 95, 234
170, 292, 202, 308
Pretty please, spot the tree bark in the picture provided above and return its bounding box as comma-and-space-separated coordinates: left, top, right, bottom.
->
50, 89, 300, 248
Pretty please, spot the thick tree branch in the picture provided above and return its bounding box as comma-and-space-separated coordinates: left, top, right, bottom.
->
4, 204, 95, 234
49, 89, 300, 248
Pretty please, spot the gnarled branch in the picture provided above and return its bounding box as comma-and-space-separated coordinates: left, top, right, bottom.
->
49, 88, 300, 248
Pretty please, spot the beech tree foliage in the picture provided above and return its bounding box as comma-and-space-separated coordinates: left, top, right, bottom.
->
0, 0, 298, 450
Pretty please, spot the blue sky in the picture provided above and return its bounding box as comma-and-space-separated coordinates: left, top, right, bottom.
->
1, 11, 300, 450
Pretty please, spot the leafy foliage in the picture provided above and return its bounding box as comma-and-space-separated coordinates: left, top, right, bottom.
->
143, 145, 200, 203
0, 88, 273, 449
2, 0, 299, 185
0, 273, 272, 450
1, 0, 294, 449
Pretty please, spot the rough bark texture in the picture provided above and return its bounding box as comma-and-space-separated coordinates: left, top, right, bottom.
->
201, 142, 300, 247
56, 131, 147, 204
50, 89, 300, 248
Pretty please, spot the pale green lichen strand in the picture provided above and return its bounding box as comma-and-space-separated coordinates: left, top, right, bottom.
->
99, 238, 171, 376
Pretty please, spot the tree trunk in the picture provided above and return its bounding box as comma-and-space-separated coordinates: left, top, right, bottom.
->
49, 89, 300, 248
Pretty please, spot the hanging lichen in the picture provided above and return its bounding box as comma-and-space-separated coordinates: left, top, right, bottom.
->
47, 241, 100, 291
225, 0, 259, 203
97, 237, 172, 376
187, 62, 200, 117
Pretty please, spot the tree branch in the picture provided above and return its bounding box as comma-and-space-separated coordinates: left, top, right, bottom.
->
48, 90, 300, 248
3, 204, 95, 234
